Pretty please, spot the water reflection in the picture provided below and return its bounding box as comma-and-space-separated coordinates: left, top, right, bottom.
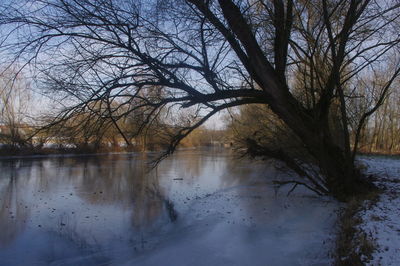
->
0, 149, 334, 265
0, 161, 31, 248
0, 150, 242, 261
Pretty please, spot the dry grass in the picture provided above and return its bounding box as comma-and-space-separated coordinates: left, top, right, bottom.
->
334, 190, 381, 265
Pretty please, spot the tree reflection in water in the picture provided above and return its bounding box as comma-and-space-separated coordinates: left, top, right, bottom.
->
0, 149, 285, 265
0, 160, 31, 248
0, 153, 182, 258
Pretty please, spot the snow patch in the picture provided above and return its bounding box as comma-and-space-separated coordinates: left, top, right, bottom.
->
359, 156, 400, 265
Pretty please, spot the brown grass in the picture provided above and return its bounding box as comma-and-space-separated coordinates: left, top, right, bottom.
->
334, 190, 381, 265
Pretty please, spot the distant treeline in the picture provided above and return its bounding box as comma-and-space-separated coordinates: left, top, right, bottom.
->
0, 122, 227, 156
0, 68, 228, 155
0, 67, 398, 157
355, 94, 400, 155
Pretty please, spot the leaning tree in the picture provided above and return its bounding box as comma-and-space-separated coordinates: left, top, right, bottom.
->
1, 0, 400, 200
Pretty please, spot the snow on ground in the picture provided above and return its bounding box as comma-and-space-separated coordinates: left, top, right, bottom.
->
359, 156, 400, 266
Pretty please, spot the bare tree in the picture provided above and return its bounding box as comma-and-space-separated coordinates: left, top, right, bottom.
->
1, 0, 400, 200
0, 67, 31, 147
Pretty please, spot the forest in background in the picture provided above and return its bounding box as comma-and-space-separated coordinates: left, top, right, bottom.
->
1, 67, 399, 156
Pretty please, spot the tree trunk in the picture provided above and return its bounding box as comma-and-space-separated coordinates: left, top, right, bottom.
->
212, 0, 373, 200
300, 131, 368, 199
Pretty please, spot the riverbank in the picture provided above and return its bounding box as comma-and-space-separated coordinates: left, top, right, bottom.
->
0, 146, 139, 157
0, 145, 224, 159
358, 150, 400, 158
357, 157, 400, 265
335, 156, 400, 265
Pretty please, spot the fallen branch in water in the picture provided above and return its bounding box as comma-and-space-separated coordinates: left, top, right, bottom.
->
273, 180, 324, 196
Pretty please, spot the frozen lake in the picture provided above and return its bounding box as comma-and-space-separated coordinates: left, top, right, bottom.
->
0, 149, 337, 265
